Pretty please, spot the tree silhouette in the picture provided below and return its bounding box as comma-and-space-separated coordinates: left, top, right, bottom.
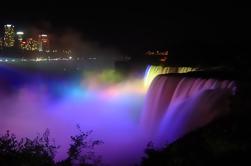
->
0, 125, 104, 166
57, 125, 104, 166
0, 129, 57, 166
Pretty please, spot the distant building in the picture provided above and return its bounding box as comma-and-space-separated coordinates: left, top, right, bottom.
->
0, 24, 72, 57
27, 38, 39, 51
21, 38, 39, 51
4, 24, 15, 47
0, 37, 3, 49
38, 34, 49, 52
16, 31, 24, 48
16, 31, 24, 41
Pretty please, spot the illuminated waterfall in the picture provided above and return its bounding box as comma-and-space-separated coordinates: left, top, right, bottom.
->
141, 74, 236, 146
144, 65, 197, 88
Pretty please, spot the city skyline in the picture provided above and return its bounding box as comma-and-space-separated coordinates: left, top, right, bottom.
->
1, 6, 250, 66
0, 24, 50, 52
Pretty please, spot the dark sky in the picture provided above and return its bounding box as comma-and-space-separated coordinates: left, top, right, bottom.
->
1, 5, 250, 64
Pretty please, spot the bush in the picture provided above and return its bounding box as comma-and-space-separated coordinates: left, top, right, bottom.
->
0, 129, 57, 166
0, 125, 104, 166
57, 125, 104, 166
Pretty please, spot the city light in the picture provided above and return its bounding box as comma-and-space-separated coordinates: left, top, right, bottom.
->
16, 31, 24, 48
38, 34, 49, 51
16, 31, 24, 35
0, 24, 72, 61
4, 24, 15, 47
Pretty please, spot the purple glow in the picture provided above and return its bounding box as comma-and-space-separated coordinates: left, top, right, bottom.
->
141, 75, 236, 147
0, 67, 148, 166
0, 65, 236, 166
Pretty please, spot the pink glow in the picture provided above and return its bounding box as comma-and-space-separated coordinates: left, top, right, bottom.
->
0, 68, 147, 166
0, 65, 236, 166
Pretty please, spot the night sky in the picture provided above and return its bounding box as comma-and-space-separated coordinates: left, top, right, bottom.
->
1, 5, 250, 65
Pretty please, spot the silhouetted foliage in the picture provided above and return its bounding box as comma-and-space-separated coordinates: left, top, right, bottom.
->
0, 129, 57, 166
57, 125, 104, 166
0, 125, 104, 166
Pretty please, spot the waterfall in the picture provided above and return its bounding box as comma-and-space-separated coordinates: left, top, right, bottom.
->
141, 74, 236, 147
144, 65, 197, 88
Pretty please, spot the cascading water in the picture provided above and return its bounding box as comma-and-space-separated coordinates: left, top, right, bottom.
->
141, 74, 236, 147
144, 65, 197, 88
